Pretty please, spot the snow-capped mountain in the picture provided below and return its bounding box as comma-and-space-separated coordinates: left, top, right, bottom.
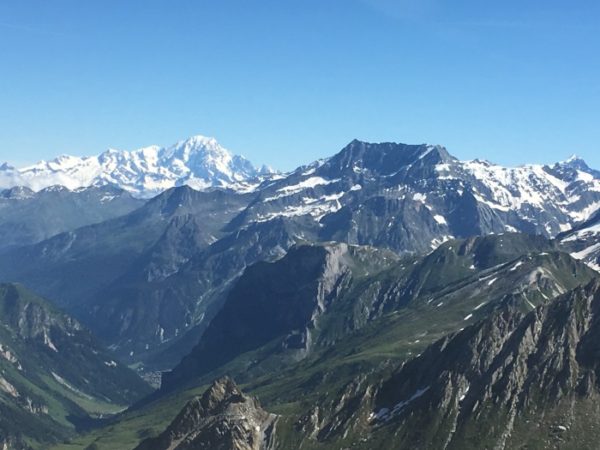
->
2, 139, 600, 364
235, 140, 600, 253
0, 135, 273, 197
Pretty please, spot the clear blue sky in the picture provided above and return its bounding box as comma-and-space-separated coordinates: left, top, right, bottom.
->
1, 0, 599, 171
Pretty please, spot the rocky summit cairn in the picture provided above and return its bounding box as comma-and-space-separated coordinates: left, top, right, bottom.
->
135, 377, 277, 450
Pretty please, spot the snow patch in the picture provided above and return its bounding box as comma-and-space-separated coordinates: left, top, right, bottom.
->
433, 214, 447, 225
510, 261, 524, 271
276, 177, 339, 195
370, 386, 430, 422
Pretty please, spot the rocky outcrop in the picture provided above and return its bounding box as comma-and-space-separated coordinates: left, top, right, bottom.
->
161, 244, 356, 391
367, 279, 600, 449
162, 234, 597, 394
135, 377, 277, 450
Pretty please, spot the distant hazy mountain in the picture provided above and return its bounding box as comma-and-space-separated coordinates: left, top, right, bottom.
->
0, 135, 274, 197
0, 184, 143, 249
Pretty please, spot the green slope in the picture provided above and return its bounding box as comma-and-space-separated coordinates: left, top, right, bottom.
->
0, 283, 152, 449
55, 234, 599, 449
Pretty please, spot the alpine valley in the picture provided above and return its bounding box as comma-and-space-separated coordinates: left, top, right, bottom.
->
1, 135, 600, 449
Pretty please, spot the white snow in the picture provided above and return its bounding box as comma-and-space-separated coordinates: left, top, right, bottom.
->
568, 201, 600, 222
562, 221, 600, 242
0, 135, 271, 197
459, 385, 470, 402
587, 261, 600, 272
3, 137, 600, 238
457, 158, 600, 230
276, 177, 339, 195
370, 386, 430, 422
577, 171, 594, 182
430, 235, 453, 250
418, 147, 433, 159
571, 243, 600, 260
43, 331, 58, 352
51, 372, 93, 399
256, 192, 345, 222
509, 261, 524, 271
433, 214, 447, 225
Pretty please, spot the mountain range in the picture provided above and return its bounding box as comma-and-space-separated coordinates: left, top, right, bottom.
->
2, 136, 600, 449
0, 135, 274, 198
0, 184, 143, 249
62, 233, 599, 450
1, 139, 599, 368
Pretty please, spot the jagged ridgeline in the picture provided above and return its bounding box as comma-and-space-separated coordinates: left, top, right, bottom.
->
1, 140, 599, 449
1, 140, 599, 372
59, 234, 600, 449
366, 279, 600, 449
161, 233, 595, 391
135, 377, 277, 450
0, 283, 152, 449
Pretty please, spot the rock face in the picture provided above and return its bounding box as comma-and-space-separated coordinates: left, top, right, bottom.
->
161, 244, 361, 389
161, 233, 597, 393
135, 377, 277, 450
367, 279, 600, 449
1, 140, 600, 371
237, 140, 600, 251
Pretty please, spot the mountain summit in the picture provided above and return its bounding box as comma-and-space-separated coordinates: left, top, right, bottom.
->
0, 135, 272, 197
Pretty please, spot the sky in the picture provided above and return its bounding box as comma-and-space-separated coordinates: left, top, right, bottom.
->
0, 0, 599, 171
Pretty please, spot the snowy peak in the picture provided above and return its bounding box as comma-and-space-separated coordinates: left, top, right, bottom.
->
550, 154, 600, 182
0, 135, 271, 197
322, 139, 455, 178
234, 140, 600, 250
163, 135, 260, 183
562, 154, 589, 168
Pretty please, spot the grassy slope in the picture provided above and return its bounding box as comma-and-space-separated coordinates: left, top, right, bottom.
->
0, 283, 152, 449
55, 237, 599, 449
